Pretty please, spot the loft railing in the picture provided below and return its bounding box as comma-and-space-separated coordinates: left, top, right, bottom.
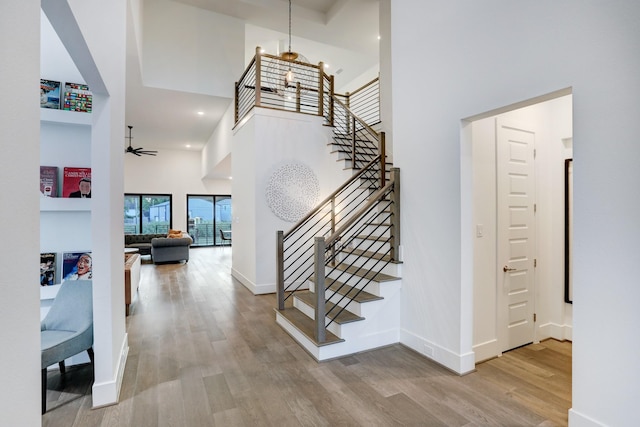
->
234, 47, 380, 132
235, 47, 333, 125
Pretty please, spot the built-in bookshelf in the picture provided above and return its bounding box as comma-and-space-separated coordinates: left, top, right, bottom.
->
40, 107, 92, 295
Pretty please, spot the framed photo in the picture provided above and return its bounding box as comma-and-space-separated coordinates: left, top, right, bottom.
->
62, 252, 92, 281
40, 253, 57, 286
40, 79, 61, 109
63, 167, 92, 198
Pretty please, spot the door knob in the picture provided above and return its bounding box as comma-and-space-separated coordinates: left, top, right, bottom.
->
503, 265, 516, 272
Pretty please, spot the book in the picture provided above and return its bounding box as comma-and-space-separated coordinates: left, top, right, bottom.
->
63, 82, 92, 113
40, 79, 61, 109
62, 167, 92, 198
62, 252, 92, 281
40, 253, 56, 286
40, 166, 58, 197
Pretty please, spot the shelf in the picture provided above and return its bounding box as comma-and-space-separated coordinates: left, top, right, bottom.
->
40, 108, 92, 126
40, 197, 91, 211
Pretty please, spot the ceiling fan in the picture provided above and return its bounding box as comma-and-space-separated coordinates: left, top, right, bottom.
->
125, 125, 157, 156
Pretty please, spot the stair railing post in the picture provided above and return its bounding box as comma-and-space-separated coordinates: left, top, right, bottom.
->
329, 75, 335, 127
390, 168, 401, 262
313, 237, 327, 343
276, 230, 285, 310
234, 81, 239, 123
254, 46, 262, 107
379, 131, 386, 188
318, 62, 324, 117
351, 115, 357, 169
330, 196, 336, 266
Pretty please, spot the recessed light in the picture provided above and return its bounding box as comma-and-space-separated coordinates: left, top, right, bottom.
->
185, 144, 191, 148
324, 63, 329, 69
377, 35, 381, 40
197, 111, 204, 116
228, 176, 233, 180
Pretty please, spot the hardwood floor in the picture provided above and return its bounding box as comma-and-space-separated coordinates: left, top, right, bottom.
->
43, 247, 571, 426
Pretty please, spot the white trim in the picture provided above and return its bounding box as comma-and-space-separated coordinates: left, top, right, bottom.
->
568, 409, 606, 427
400, 328, 475, 375
472, 338, 500, 363
537, 322, 573, 342
91, 333, 128, 408
231, 268, 275, 295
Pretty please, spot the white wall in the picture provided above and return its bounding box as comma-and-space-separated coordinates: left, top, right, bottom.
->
125, 149, 231, 231
0, 2, 42, 424
142, 0, 244, 97
202, 101, 234, 179
472, 96, 573, 363
42, 0, 130, 408
232, 108, 351, 294
391, 2, 640, 425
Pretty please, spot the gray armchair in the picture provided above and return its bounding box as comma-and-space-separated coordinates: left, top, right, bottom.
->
41, 280, 93, 414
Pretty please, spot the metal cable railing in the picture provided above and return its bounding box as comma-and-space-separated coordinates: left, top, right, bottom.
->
235, 47, 329, 125
338, 77, 380, 128
276, 158, 384, 302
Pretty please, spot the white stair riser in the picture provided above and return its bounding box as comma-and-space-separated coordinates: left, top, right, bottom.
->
292, 296, 344, 337
338, 254, 400, 277
275, 286, 402, 361
349, 238, 389, 254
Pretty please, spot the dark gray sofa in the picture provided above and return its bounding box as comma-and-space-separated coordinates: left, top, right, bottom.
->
124, 233, 166, 256
151, 232, 193, 263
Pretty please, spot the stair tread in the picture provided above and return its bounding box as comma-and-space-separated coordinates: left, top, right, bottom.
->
276, 308, 345, 346
354, 234, 391, 242
295, 291, 365, 324
327, 280, 383, 302
309, 277, 383, 302
333, 264, 400, 282
341, 248, 402, 264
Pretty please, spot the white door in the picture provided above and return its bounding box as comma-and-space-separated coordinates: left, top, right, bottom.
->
497, 118, 536, 352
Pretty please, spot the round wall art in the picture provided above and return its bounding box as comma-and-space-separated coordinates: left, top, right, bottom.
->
265, 162, 320, 222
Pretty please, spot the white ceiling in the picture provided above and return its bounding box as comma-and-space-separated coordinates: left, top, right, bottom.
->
124, 0, 380, 154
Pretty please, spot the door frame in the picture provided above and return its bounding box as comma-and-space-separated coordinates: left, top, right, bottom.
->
461, 88, 573, 365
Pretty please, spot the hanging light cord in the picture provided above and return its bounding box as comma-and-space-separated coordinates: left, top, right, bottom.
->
288, 0, 292, 54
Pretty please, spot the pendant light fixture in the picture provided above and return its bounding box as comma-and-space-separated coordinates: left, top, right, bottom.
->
281, 0, 298, 83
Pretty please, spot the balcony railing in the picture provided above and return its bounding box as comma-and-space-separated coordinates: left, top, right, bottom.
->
235, 47, 334, 126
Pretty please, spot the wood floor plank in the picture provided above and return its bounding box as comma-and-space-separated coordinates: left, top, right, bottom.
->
42, 247, 572, 427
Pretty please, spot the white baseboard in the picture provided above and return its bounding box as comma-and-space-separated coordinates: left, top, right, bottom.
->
537, 322, 573, 342
231, 268, 275, 294
568, 408, 606, 426
472, 338, 499, 363
400, 329, 475, 374
92, 333, 129, 408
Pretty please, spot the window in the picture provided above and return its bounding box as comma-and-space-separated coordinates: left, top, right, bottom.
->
187, 194, 232, 246
124, 194, 172, 234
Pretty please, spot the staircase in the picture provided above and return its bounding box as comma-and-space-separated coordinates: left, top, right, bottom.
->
232, 49, 400, 361
275, 86, 402, 361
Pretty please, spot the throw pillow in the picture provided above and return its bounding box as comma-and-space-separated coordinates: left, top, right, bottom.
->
168, 229, 182, 238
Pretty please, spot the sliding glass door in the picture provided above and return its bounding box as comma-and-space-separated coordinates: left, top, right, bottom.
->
187, 195, 232, 246
124, 194, 172, 234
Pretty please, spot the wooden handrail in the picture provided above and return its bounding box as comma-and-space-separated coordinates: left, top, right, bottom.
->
283, 156, 381, 239
336, 76, 379, 99
236, 54, 257, 88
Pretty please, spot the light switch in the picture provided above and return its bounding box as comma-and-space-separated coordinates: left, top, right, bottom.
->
476, 224, 484, 238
